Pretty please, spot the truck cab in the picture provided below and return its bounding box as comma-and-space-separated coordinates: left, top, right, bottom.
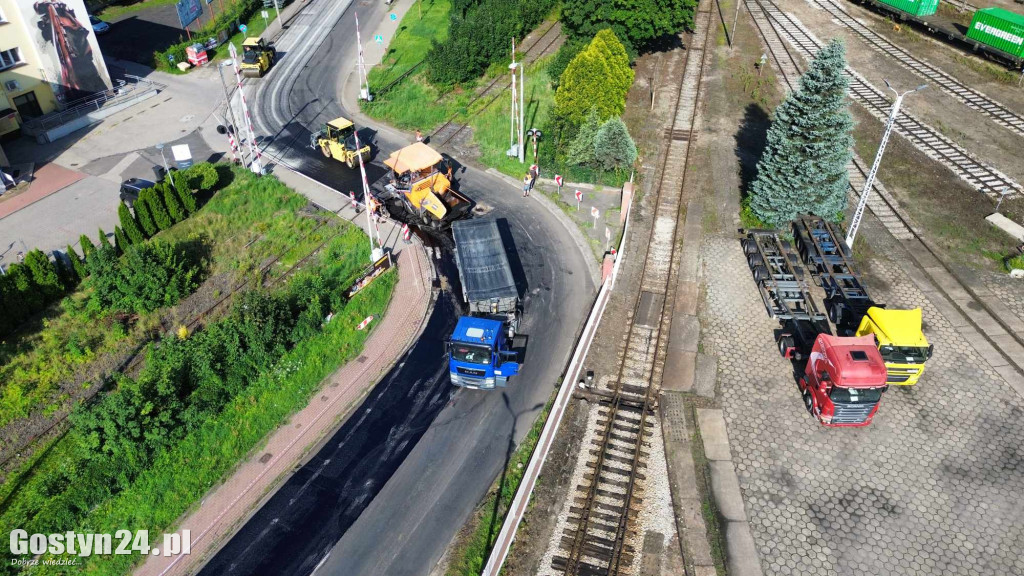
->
800, 334, 889, 427
448, 317, 520, 389
855, 307, 933, 385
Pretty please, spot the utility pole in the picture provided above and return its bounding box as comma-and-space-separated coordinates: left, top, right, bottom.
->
731, 0, 742, 48
156, 143, 175, 190
227, 42, 264, 175
508, 38, 521, 160
355, 12, 372, 101
519, 63, 525, 163
353, 129, 383, 262
217, 64, 245, 165
846, 80, 927, 249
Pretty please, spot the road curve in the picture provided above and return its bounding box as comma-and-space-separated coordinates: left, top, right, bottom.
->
197, 1, 596, 574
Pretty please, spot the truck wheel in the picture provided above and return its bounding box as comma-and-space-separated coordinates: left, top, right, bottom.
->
321, 146, 332, 158
803, 391, 814, 414
778, 336, 794, 357
829, 303, 844, 325
753, 265, 770, 281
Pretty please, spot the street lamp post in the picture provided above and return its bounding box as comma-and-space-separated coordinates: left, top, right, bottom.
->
526, 128, 542, 165
845, 80, 927, 249
155, 143, 176, 191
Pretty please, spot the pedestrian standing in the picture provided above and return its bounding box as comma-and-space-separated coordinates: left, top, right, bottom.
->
529, 164, 539, 191
522, 174, 531, 198
415, 129, 423, 143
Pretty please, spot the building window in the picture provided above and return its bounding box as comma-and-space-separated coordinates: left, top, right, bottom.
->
0, 48, 23, 71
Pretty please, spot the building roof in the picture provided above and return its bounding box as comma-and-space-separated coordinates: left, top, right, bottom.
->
450, 316, 502, 347
242, 37, 262, 47
978, 7, 1024, 28
327, 117, 354, 130
383, 142, 443, 174
816, 334, 888, 388
865, 307, 928, 347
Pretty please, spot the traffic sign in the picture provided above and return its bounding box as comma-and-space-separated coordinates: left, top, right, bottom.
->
390, 12, 397, 20
591, 206, 599, 218
239, 23, 248, 33
574, 190, 583, 202
261, 10, 268, 18
555, 175, 563, 188
374, 34, 384, 44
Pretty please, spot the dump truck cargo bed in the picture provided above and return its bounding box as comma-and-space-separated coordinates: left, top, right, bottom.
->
452, 219, 518, 313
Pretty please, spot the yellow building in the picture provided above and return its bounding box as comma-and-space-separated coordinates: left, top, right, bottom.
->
0, 0, 111, 146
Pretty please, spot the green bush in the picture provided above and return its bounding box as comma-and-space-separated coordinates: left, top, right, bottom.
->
1006, 253, 1024, 272
79, 234, 97, 263
23, 249, 62, 301
133, 195, 158, 237
119, 202, 145, 244
185, 163, 219, 192
548, 39, 585, 90
562, 0, 697, 54
554, 29, 634, 126
593, 117, 637, 171
97, 228, 113, 251
114, 226, 130, 255
567, 108, 600, 166
86, 241, 204, 316
163, 182, 185, 223
141, 187, 173, 231
66, 244, 87, 281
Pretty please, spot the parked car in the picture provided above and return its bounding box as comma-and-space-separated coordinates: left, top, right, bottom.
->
119, 178, 155, 206
90, 15, 110, 35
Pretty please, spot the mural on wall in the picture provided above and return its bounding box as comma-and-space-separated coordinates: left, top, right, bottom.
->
18, 0, 112, 104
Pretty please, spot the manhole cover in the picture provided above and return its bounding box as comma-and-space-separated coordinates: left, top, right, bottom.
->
259, 453, 273, 464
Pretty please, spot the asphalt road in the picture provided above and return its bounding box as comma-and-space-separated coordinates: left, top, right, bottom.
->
197, 1, 595, 575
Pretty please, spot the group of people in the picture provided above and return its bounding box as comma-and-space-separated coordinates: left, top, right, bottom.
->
522, 165, 538, 197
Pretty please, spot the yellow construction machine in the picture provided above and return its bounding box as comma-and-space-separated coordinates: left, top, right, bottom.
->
240, 37, 276, 78
311, 117, 371, 169
376, 142, 472, 228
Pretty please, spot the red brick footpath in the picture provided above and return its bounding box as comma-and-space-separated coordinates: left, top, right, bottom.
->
135, 240, 434, 576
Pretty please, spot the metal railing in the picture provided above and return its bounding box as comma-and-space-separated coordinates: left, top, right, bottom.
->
22, 74, 167, 132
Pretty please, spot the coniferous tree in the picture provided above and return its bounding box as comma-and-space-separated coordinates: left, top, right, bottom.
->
177, 181, 197, 215
23, 249, 62, 301
79, 234, 98, 263
133, 196, 158, 237
53, 254, 76, 291
163, 183, 185, 223
593, 117, 638, 171
119, 202, 145, 245
554, 31, 634, 126
568, 108, 602, 166
97, 228, 113, 252
142, 187, 173, 231
114, 226, 130, 255
749, 39, 853, 227
67, 244, 87, 281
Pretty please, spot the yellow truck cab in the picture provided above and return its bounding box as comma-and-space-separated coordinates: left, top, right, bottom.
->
855, 307, 933, 385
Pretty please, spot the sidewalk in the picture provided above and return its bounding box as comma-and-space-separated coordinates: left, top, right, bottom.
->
134, 209, 434, 576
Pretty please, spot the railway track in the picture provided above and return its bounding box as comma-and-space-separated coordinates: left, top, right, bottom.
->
750, 0, 1023, 199
747, 0, 1024, 377
812, 0, 1024, 138
430, 21, 563, 149
550, 5, 714, 575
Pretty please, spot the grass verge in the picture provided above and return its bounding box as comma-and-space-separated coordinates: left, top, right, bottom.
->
96, 0, 179, 20
445, 393, 555, 576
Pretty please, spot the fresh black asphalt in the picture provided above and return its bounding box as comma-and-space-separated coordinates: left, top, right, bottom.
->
197, 1, 595, 574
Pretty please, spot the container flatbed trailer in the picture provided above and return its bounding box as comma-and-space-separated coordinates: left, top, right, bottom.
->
849, 0, 1024, 68
451, 219, 521, 337
742, 230, 832, 359
791, 216, 875, 330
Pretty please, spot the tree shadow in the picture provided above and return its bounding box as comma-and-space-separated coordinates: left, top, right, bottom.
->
734, 103, 771, 200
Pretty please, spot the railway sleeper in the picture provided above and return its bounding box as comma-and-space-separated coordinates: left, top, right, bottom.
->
585, 460, 647, 481
552, 554, 634, 576
569, 505, 637, 525
558, 531, 636, 562
595, 487, 643, 505
593, 434, 651, 450
595, 415, 656, 430
560, 519, 622, 542
584, 472, 631, 489
589, 449, 650, 467
572, 496, 639, 518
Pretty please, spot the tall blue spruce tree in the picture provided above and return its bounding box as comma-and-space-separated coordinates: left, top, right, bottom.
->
749, 39, 854, 227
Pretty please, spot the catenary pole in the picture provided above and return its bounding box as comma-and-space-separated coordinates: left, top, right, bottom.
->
846, 81, 926, 248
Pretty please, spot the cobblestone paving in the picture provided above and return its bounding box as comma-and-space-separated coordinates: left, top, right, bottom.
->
701, 220, 1024, 576
982, 271, 1024, 330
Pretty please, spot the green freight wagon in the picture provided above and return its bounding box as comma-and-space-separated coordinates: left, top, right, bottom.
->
966, 8, 1024, 60
872, 0, 939, 17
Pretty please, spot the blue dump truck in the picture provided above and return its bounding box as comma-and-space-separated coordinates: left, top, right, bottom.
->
448, 219, 522, 389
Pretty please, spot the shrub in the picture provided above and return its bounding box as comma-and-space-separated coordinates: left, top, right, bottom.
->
1006, 253, 1024, 272
23, 249, 62, 301
593, 117, 637, 171
114, 226, 130, 255
562, 0, 697, 54
548, 39, 586, 90
141, 187, 173, 231
567, 108, 601, 166
87, 241, 203, 315
163, 182, 185, 223
185, 163, 219, 191
97, 228, 113, 251
119, 202, 145, 244
133, 195, 158, 237
79, 234, 98, 263
554, 30, 634, 126
66, 244, 87, 280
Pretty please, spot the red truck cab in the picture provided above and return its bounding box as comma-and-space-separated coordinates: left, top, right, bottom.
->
800, 334, 888, 427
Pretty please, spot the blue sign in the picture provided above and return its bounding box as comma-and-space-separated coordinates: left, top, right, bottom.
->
175, 0, 202, 28
374, 34, 384, 44
239, 23, 248, 34
168, 54, 176, 63
389, 12, 397, 21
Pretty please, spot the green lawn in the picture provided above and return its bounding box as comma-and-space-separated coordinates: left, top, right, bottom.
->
368, 0, 452, 90
96, 0, 179, 20
0, 170, 395, 576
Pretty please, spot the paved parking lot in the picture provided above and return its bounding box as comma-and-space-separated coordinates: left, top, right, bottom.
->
699, 218, 1024, 576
